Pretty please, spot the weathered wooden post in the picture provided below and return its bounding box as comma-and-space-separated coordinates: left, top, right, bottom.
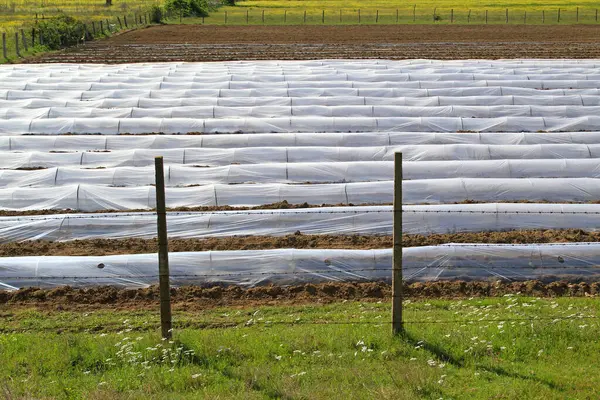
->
506, 8, 509, 23
451, 9, 453, 23
15, 32, 20, 57
392, 152, 403, 335
2, 33, 7, 60
155, 157, 173, 340
21, 29, 28, 52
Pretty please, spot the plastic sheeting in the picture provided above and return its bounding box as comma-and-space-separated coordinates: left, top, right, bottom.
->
5, 116, 600, 134
5, 144, 600, 169
3, 204, 600, 243
6, 105, 600, 119
3, 179, 600, 211
4, 132, 600, 152
4, 159, 600, 188
1, 243, 599, 289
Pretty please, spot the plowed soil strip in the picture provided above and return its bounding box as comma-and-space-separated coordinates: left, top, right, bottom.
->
3, 229, 600, 257
26, 25, 600, 63
1, 281, 599, 312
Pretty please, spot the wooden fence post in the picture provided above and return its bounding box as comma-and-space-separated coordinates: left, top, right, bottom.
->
392, 152, 403, 335
468, 9, 471, 23
124, 15, 128, 28
376, 9, 379, 23
358, 9, 360, 23
596, 9, 598, 22
262, 9, 265, 24
155, 157, 173, 341
21, 29, 28, 52
558, 8, 560, 23
322, 9, 325, 23
542, 10, 545, 23
413, 4, 416, 22
340, 9, 342, 22
450, 9, 453, 23
485, 9, 487, 24
246, 9, 249, 23
577, 7, 579, 22
15, 32, 20, 57
224, 11, 227, 24
506, 8, 508, 23
2, 33, 7, 60
284, 10, 287, 23
524, 11, 526, 24
117, 16, 122, 29
396, 9, 399, 23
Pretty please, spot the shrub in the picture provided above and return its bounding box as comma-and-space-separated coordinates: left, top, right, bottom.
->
165, 0, 210, 18
150, 5, 164, 23
37, 14, 86, 50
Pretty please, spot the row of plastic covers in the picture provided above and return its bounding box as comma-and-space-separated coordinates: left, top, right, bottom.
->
2, 132, 600, 151
2, 204, 600, 243
7, 87, 600, 100
4, 159, 600, 187
3, 179, 600, 211
7, 80, 600, 91
2, 244, 600, 289
5, 144, 600, 169
5, 95, 600, 108
6, 116, 600, 134
8, 105, 600, 119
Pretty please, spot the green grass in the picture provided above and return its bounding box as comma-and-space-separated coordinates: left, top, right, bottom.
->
199, 0, 600, 25
1, 295, 599, 399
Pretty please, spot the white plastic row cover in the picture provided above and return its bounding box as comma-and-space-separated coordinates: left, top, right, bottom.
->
2, 244, 599, 289
7, 74, 600, 89
5, 87, 600, 100
5, 116, 600, 134
2, 132, 600, 152
4, 95, 600, 109
6, 105, 600, 119
3, 179, 600, 211
4, 145, 600, 169
4, 159, 600, 188
3, 204, 600, 243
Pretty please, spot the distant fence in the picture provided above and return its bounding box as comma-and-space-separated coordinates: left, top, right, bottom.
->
206, 7, 600, 25
1, 11, 151, 61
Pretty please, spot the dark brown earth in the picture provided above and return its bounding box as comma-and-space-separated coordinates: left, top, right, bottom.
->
26, 25, 600, 63
1, 281, 598, 312
2, 229, 599, 257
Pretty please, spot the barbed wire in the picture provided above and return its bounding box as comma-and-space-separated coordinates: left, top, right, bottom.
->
8, 207, 600, 222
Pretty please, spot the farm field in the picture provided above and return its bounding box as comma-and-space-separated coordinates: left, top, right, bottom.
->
1, 295, 599, 399
25, 24, 600, 63
5, 59, 600, 288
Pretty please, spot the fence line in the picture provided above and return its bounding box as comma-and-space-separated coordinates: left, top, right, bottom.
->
203, 7, 600, 25
8, 208, 600, 223
1, 11, 152, 61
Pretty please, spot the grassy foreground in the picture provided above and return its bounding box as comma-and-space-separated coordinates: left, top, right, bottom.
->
1, 295, 599, 399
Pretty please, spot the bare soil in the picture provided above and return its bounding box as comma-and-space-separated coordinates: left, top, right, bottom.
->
26, 25, 600, 63
1, 281, 598, 312
2, 229, 600, 257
